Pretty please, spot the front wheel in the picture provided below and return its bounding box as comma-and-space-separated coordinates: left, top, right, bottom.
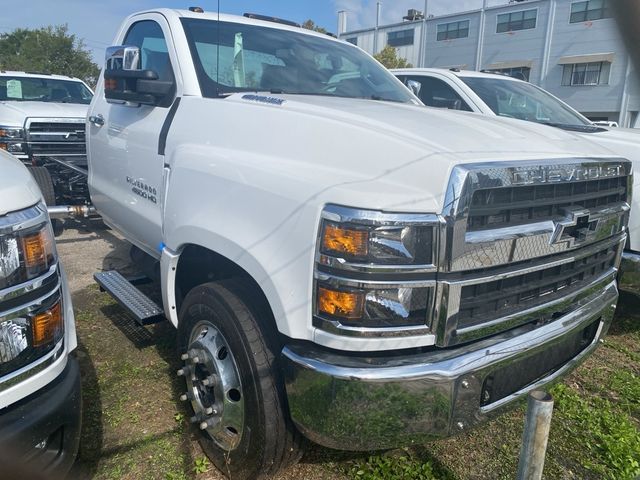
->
177, 280, 302, 479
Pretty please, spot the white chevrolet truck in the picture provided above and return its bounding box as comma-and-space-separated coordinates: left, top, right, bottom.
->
0, 71, 94, 208
392, 68, 640, 295
0, 150, 81, 476
88, 8, 632, 479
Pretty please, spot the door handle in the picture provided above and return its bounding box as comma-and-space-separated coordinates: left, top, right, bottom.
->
89, 114, 104, 127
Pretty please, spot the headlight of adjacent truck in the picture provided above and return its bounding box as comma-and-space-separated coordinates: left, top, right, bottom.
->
314, 205, 438, 333
0, 126, 26, 155
0, 215, 63, 367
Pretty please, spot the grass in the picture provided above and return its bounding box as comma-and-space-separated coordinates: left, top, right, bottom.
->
69, 282, 640, 479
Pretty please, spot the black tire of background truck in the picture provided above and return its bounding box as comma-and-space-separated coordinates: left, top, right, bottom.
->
177, 279, 303, 480
27, 166, 64, 236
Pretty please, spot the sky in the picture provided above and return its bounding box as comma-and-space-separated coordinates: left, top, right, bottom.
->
0, 0, 505, 63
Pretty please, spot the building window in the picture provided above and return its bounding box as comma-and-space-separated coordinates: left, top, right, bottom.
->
570, 0, 611, 23
487, 66, 531, 81
345, 37, 358, 46
496, 9, 537, 33
437, 20, 470, 41
387, 29, 414, 47
562, 62, 611, 86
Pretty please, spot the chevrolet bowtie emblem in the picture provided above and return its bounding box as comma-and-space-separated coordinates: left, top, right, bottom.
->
549, 208, 599, 246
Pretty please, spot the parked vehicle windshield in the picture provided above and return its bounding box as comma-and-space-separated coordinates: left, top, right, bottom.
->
460, 76, 604, 132
0, 76, 93, 104
181, 18, 416, 103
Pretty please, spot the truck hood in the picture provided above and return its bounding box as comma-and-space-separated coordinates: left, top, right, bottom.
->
229, 93, 613, 160
0, 101, 88, 127
169, 94, 621, 215
0, 151, 41, 216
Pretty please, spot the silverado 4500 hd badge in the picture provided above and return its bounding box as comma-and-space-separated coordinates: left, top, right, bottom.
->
126, 177, 157, 204
512, 164, 623, 185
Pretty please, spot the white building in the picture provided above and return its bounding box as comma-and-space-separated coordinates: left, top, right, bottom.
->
339, 0, 640, 127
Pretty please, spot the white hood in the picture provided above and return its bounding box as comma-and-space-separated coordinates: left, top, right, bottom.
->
0, 151, 42, 216
0, 101, 88, 127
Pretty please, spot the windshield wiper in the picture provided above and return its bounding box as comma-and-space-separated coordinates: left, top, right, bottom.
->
538, 121, 607, 133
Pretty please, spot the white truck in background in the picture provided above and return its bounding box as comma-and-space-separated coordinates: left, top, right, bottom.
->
0, 71, 94, 213
0, 149, 81, 477
88, 8, 632, 479
392, 68, 640, 294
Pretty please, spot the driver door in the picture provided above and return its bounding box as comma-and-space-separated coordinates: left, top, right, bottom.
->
88, 14, 178, 257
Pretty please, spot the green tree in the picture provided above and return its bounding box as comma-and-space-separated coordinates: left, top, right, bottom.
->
373, 45, 413, 69
302, 19, 327, 34
0, 25, 100, 86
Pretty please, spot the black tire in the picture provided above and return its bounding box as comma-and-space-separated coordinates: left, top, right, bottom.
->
28, 166, 56, 206
177, 279, 303, 479
28, 166, 64, 236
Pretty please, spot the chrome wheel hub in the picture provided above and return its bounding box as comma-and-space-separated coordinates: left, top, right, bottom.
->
179, 321, 244, 451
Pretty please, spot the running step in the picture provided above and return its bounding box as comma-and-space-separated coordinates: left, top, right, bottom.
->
94, 271, 165, 325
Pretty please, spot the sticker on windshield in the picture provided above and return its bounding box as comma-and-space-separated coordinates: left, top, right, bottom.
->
6, 80, 22, 99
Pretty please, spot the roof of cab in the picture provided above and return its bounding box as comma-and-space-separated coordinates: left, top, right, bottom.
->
391, 67, 524, 82
129, 8, 343, 43
0, 70, 85, 82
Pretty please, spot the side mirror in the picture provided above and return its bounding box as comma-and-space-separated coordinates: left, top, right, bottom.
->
106, 45, 141, 71
104, 45, 174, 107
407, 80, 422, 97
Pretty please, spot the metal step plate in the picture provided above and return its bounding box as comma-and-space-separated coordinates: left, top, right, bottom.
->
94, 271, 165, 325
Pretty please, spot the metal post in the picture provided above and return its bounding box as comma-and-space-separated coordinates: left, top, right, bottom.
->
374, 2, 381, 54
475, 0, 489, 70
420, 0, 428, 67
517, 390, 554, 480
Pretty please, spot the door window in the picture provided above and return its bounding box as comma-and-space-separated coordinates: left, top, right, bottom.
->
124, 20, 175, 83
405, 76, 472, 111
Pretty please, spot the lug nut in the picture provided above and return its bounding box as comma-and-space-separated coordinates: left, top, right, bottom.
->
199, 417, 220, 430
204, 407, 217, 415
181, 353, 189, 361
202, 374, 217, 386
191, 356, 200, 364
461, 380, 470, 389
180, 394, 188, 402
177, 368, 186, 377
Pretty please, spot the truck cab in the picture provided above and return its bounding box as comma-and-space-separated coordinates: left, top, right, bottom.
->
88, 9, 631, 479
0, 149, 81, 477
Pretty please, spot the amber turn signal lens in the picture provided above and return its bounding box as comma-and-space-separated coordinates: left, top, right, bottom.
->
21, 231, 49, 270
105, 78, 117, 90
0, 143, 7, 151
32, 302, 63, 347
317, 287, 364, 319
321, 223, 368, 257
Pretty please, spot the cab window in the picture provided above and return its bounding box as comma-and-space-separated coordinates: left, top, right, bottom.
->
124, 20, 175, 83
404, 76, 472, 111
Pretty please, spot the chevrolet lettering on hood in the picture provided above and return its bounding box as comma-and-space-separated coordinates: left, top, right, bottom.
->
512, 164, 624, 185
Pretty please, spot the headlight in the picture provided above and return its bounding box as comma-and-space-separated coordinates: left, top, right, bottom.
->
0, 126, 24, 139
0, 218, 57, 290
314, 205, 439, 334
0, 126, 26, 155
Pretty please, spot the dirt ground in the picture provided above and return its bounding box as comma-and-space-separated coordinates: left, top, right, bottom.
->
57, 218, 639, 480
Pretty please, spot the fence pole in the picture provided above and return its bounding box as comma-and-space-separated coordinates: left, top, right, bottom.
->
516, 390, 554, 480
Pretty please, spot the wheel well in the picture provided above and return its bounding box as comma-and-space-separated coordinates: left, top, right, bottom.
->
174, 245, 276, 328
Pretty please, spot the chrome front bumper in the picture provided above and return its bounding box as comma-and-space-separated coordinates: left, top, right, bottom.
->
282, 279, 618, 451
619, 250, 640, 296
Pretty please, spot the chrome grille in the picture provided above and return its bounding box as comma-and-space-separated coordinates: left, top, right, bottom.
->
457, 243, 618, 329
435, 159, 631, 347
468, 177, 628, 231
26, 118, 86, 158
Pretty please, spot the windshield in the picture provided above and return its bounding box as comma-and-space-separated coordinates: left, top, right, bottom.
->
181, 18, 415, 103
0, 76, 93, 104
461, 76, 595, 128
